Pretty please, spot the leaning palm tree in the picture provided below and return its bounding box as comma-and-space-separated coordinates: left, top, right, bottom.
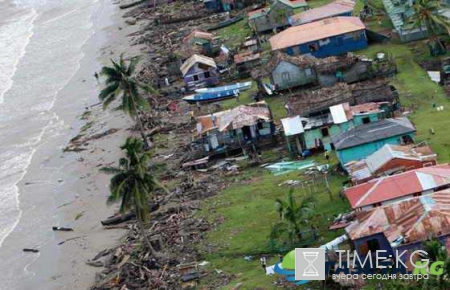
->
271, 190, 316, 244
101, 137, 162, 255
99, 54, 155, 148
410, 0, 450, 55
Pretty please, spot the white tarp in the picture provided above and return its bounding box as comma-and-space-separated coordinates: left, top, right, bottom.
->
281, 116, 304, 136
329, 104, 348, 124
427, 71, 441, 83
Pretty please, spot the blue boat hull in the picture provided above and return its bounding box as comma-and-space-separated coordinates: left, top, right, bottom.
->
183, 89, 239, 104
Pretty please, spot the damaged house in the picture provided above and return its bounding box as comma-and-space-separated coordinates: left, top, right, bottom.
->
344, 164, 450, 211
269, 17, 368, 58
282, 102, 394, 153
346, 144, 437, 185
300, 102, 393, 152
314, 54, 373, 87
346, 190, 450, 267
253, 52, 374, 91
289, 0, 355, 26
194, 101, 276, 156
260, 52, 317, 90
248, 0, 308, 33
286, 80, 399, 117
180, 54, 219, 90
183, 30, 218, 56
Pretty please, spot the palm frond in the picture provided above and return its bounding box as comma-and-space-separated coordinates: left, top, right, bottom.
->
100, 166, 122, 174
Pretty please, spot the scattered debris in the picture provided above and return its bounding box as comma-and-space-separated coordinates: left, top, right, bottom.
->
23, 248, 39, 253
52, 227, 74, 232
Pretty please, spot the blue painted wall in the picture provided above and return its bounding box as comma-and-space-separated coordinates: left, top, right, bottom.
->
336, 133, 415, 165
285, 30, 368, 58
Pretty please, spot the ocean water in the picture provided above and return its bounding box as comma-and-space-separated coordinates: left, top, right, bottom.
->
0, 0, 108, 288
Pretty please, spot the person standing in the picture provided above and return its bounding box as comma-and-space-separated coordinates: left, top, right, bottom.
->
260, 256, 267, 273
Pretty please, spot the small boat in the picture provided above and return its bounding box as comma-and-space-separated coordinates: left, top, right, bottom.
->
183, 89, 239, 104
195, 81, 253, 94
263, 83, 273, 95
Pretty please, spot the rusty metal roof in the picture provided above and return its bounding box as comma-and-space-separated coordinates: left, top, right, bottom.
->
346, 144, 437, 183
196, 101, 271, 134
269, 17, 365, 51
346, 190, 450, 245
344, 164, 450, 209
183, 30, 214, 43
234, 52, 260, 64
290, 0, 355, 25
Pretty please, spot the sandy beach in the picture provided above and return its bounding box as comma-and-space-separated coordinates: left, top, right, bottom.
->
0, 1, 148, 289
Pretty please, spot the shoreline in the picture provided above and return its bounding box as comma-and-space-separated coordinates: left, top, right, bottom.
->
3, 1, 148, 289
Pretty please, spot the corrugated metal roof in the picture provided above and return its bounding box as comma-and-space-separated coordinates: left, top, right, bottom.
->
346, 144, 437, 183
269, 16, 365, 51
344, 164, 450, 209
234, 52, 260, 64
281, 115, 304, 136
183, 30, 214, 44
346, 190, 450, 245
180, 54, 217, 76
196, 101, 271, 134
290, 0, 355, 25
331, 118, 415, 150
330, 103, 349, 124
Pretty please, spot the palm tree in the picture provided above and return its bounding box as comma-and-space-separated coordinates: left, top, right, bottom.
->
410, 0, 450, 55
99, 54, 155, 148
271, 190, 316, 244
101, 137, 162, 255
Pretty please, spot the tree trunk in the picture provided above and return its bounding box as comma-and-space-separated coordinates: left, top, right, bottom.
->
130, 94, 152, 149
136, 213, 159, 257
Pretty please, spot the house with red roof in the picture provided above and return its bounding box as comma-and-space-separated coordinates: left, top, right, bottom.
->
344, 164, 450, 211
346, 144, 437, 185
269, 17, 367, 58
345, 190, 450, 269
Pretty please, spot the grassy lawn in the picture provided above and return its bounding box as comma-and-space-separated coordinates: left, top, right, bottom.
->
216, 18, 252, 49
197, 153, 349, 289
357, 44, 450, 163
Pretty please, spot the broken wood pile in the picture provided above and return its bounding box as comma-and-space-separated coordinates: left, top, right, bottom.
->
286, 79, 398, 116
89, 171, 228, 289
